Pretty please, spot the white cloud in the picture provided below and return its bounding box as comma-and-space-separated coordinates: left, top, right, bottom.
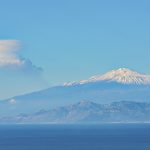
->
0, 40, 43, 74
9, 99, 17, 105
0, 40, 23, 67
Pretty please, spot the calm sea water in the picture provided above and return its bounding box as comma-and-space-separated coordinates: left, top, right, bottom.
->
0, 124, 150, 150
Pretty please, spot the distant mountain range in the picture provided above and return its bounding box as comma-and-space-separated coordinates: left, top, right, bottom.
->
1, 101, 150, 123
0, 68, 150, 122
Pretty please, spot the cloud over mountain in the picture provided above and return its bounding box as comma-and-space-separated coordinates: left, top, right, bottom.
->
0, 40, 47, 99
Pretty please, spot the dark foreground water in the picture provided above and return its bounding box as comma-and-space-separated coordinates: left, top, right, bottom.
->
0, 124, 150, 150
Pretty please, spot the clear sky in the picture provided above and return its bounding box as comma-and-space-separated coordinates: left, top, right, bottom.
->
0, 0, 150, 99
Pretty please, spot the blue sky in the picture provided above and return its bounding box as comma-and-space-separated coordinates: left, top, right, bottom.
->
0, 0, 150, 99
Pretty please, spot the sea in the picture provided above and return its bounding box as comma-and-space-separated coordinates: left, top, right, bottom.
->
0, 124, 150, 150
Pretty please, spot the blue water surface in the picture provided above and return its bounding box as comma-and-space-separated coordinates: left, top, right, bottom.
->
0, 124, 150, 150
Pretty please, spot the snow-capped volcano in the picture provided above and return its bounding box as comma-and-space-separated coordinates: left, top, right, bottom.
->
64, 68, 150, 86
1, 68, 150, 118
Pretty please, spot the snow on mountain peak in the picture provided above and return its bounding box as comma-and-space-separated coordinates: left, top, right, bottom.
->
64, 68, 150, 86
